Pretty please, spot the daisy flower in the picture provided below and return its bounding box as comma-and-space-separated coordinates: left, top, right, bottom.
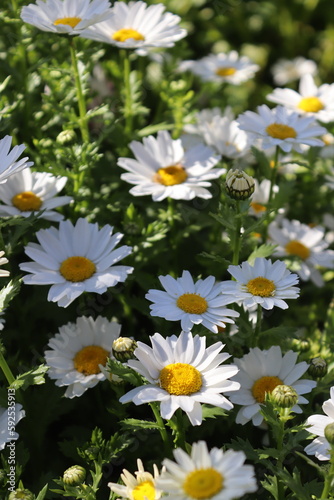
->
229, 346, 316, 426
19, 218, 133, 308
271, 57, 317, 86
237, 105, 326, 153
118, 130, 223, 201
120, 330, 240, 426
179, 51, 259, 84
145, 270, 239, 333
220, 258, 300, 311
45, 316, 121, 398
0, 135, 33, 184
0, 404, 25, 451
0, 168, 72, 221
80, 1, 186, 54
249, 179, 278, 218
0, 251, 9, 277
268, 218, 334, 287
108, 459, 163, 500
156, 441, 257, 500
305, 386, 334, 461
267, 74, 334, 123
21, 0, 112, 35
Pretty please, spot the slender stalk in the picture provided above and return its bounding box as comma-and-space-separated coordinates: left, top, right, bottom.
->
69, 37, 89, 143
251, 304, 262, 348
320, 448, 334, 499
0, 349, 15, 385
232, 201, 242, 266
149, 402, 172, 456
121, 49, 133, 136
268, 146, 280, 206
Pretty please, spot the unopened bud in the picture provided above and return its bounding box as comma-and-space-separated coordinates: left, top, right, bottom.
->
225, 169, 255, 200
291, 338, 310, 353
112, 337, 137, 362
8, 489, 35, 500
271, 384, 298, 408
63, 465, 86, 486
325, 423, 334, 446
57, 129, 76, 145
308, 357, 327, 379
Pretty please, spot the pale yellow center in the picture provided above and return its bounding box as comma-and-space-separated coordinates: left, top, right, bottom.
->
154, 165, 188, 186
112, 28, 145, 42
183, 468, 223, 499
298, 97, 324, 113
132, 481, 156, 500
246, 276, 276, 297
266, 123, 297, 140
176, 293, 208, 314
252, 375, 283, 403
59, 256, 96, 282
54, 17, 82, 28
12, 191, 42, 211
215, 67, 237, 77
285, 240, 310, 260
160, 363, 202, 395
250, 202, 266, 214
74, 345, 109, 375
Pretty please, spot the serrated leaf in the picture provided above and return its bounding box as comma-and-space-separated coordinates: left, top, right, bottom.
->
10, 364, 49, 391
107, 359, 141, 386
120, 418, 164, 431
248, 244, 278, 264
0, 277, 21, 312
201, 405, 228, 420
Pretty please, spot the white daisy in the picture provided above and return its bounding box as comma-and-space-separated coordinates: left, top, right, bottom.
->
220, 258, 300, 311
249, 179, 278, 218
0, 135, 33, 184
80, 1, 186, 54
267, 74, 334, 123
19, 218, 133, 308
21, 0, 112, 35
118, 130, 223, 201
271, 57, 317, 86
108, 459, 163, 500
0, 404, 25, 451
0, 251, 9, 277
305, 386, 334, 461
156, 441, 257, 500
320, 132, 334, 159
120, 330, 240, 426
45, 316, 121, 398
145, 270, 239, 333
237, 105, 326, 153
268, 218, 334, 287
178, 51, 259, 84
229, 346, 316, 426
183, 107, 252, 160
0, 168, 72, 221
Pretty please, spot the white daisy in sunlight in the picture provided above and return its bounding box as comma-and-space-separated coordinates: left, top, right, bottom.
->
118, 130, 223, 201
108, 459, 163, 500
220, 258, 300, 310
229, 346, 316, 426
267, 74, 334, 123
0, 404, 25, 451
156, 441, 257, 500
20, 218, 133, 308
271, 57, 317, 86
0, 135, 33, 184
237, 105, 326, 153
120, 330, 240, 426
45, 316, 121, 398
305, 386, 334, 461
80, 1, 186, 53
0, 168, 72, 221
21, 0, 112, 35
179, 51, 259, 84
145, 270, 239, 333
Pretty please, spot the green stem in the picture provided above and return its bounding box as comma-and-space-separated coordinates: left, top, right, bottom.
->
121, 49, 133, 136
0, 349, 15, 385
251, 304, 262, 348
232, 201, 242, 266
268, 146, 280, 206
69, 37, 89, 143
149, 402, 171, 456
321, 448, 334, 499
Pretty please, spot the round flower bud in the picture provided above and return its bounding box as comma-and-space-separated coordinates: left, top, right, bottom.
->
63, 465, 86, 486
112, 337, 137, 362
325, 423, 334, 446
56, 129, 76, 145
84, 446, 99, 461
271, 384, 298, 409
308, 357, 328, 379
291, 338, 310, 353
225, 169, 255, 200
8, 489, 35, 500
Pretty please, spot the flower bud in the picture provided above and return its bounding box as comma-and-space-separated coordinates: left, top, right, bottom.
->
56, 129, 76, 145
225, 169, 255, 201
308, 357, 327, 379
291, 338, 310, 353
325, 423, 334, 446
271, 384, 298, 408
63, 465, 86, 486
8, 489, 35, 500
112, 337, 137, 362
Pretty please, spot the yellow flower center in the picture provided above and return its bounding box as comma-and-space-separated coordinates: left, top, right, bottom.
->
112, 28, 145, 43
54, 17, 82, 28
266, 123, 297, 140
246, 276, 276, 297
176, 293, 208, 314
154, 165, 188, 186
160, 363, 202, 395
252, 375, 283, 403
250, 202, 266, 214
132, 480, 156, 500
215, 67, 237, 77
183, 468, 223, 499
298, 96, 324, 113
12, 191, 42, 212
285, 240, 310, 260
59, 256, 96, 282
74, 345, 109, 375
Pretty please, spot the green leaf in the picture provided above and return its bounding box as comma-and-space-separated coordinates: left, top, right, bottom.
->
36, 484, 48, 500
248, 244, 278, 264
10, 364, 49, 391
198, 252, 230, 267
0, 277, 21, 312
107, 359, 141, 386
120, 418, 164, 431
201, 406, 228, 420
